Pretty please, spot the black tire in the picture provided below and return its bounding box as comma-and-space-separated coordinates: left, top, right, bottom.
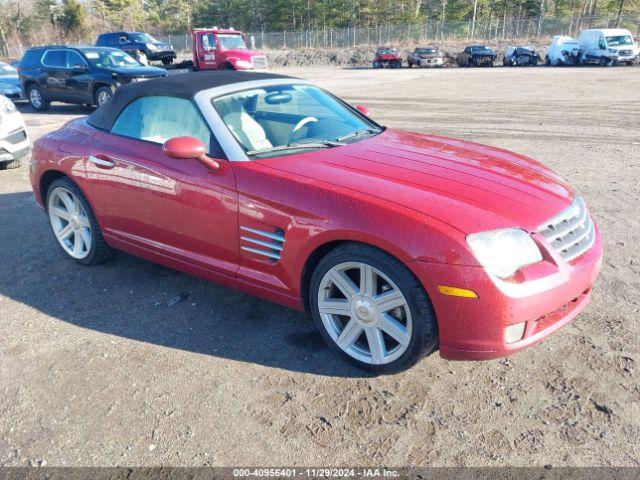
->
46, 177, 112, 266
161, 58, 173, 65
219, 63, 235, 70
309, 242, 438, 374
94, 86, 113, 107
0, 159, 21, 170
28, 85, 50, 111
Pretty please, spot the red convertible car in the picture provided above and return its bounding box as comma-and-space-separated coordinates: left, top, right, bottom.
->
30, 72, 602, 372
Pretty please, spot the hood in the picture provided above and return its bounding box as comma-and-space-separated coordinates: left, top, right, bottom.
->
107, 66, 167, 77
377, 53, 400, 60
260, 129, 574, 235
150, 42, 172, 50
220, 49, 264, 60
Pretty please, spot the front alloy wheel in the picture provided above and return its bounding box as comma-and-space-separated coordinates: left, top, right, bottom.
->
318, 262, 412, 365
310, 243, 437, 373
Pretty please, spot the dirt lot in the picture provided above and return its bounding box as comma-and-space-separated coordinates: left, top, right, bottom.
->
1, 66, 639, 467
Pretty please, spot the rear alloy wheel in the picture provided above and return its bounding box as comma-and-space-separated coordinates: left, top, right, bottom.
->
46, 178, 111, 265
95, 86, 113, 107
310, 244, 437, 373
28, 85, 50, 111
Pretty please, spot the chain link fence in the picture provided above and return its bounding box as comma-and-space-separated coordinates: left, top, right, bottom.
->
2, 14, 639, 59
156, 15, 640, 54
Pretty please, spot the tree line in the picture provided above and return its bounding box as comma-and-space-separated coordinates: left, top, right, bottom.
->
1, 0, 638, 48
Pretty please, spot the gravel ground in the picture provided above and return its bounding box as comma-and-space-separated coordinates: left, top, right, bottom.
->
0, 66, 639, 467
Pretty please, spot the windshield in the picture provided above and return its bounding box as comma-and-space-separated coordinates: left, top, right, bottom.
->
378, 49, 397, 54
84, 50, 141, 68
212, 84, 381, 158
471, 46, 490, 52
217, 34, 247, 50
416, 48, 437, 54
605, 35, 633, 46
129, 33, 158, 43
0, 62, 17, 76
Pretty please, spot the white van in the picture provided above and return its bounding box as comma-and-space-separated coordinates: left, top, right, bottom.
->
578, 28, 639, 66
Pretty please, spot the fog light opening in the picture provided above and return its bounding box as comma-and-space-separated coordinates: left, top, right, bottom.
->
505, 322, 526, 344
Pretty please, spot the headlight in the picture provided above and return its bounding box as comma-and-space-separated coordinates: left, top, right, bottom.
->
0, 94, 17, 114
467, 228, 542, 279
235, 60, 253, 69
146, 43, 157, 50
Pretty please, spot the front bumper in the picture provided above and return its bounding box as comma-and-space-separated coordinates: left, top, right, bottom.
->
147, 50, 177, 61
417, 58, 443, 67
409, 228, 603, 360
0, 127, 30, 162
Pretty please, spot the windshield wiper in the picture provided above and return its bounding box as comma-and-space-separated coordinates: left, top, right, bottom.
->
246, 139, 345, 156
336, 128, 380, 142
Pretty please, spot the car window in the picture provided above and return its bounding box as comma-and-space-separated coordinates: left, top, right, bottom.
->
201, 34, 216, 50
212, 84, 380, 158
42, 50, 66, 68
605, 35, 632, 46
111, 96, 212, 151
66, 51, 86, 69
84, 49, 140, 68
217, 34, 246, 50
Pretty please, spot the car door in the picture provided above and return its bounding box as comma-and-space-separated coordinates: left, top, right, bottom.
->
196, 33, 219, 69
64, 50, 92, 103
40, 49, 68, 100
85, 95, 240, 275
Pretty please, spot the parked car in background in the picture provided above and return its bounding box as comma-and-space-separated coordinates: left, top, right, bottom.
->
96, 31, 176, 65
188, 27, 268, 70
0, 62, 24, 101
0, 94, 30, 169
457, 45, 497, 67
373, 47, 402, 68
578, 28, 639, 66
407, 46, 443, 68
18, 46, 167, 111
30, 72, 602, 372
503, 46, 541, 66
546, 36, 582, 66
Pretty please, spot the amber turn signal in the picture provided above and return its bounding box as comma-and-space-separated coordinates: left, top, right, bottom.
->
438, 285, 478, 299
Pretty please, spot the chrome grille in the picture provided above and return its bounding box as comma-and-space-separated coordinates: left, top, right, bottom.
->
537, 197, 595, 262
619, 49, 632, 56
240, 226, 284, 261
252, 56, 267, 69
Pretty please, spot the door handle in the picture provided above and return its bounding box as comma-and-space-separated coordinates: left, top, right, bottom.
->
89, 154, 115, 169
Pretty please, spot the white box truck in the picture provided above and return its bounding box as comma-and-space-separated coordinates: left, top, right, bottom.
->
578, 28, 639, 66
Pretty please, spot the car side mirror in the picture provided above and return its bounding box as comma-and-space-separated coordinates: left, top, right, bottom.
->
356, 105, 371, 116
163, 136, 220, 170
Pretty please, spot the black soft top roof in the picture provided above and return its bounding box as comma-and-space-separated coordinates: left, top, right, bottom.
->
87, 71, 293, 131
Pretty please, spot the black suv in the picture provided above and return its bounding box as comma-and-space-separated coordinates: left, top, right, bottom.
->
19, 46, 167, 111
456, 45, 497, 67
96, 32, 176, 65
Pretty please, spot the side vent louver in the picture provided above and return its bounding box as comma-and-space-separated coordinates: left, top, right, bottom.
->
240, 226, 285, 261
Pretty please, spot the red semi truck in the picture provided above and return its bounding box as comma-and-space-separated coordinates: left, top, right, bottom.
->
179, 27, 267, 71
